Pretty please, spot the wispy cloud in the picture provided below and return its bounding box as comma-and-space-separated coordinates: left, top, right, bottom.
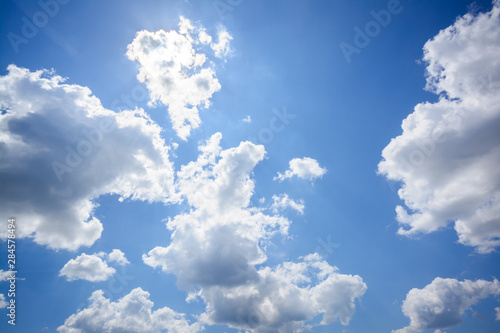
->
272, 193, 305, 215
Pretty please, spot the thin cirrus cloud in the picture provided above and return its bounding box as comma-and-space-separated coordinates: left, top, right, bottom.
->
58, 288, 201, 333
211, 26, 233, 58
393, 277, 500, 333
126, 17, 230, 141
0, 65, 178, 251
271, 193, 305, 215
378, 1, 500, 253
143, 134, 366, 331
274, 157, 327, 182
59, 250, 129, 282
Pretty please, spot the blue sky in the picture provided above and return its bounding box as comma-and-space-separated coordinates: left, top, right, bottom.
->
1, 0, 500, 332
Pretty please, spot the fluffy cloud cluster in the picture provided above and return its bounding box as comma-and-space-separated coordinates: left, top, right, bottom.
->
198, 253, 367, 332
0, 65, 178, 250
393, 277, 500, 333
58, 287, 201, 333
143, 134, 366, 332
144, 133, 288, 289
127, 17, 231, 140
2, 15, 364, 332
59, 250, 129, 282
378, 1, 500, 253
275, 157, 327, 182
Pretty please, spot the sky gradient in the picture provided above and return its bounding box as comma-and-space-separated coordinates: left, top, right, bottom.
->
1, 0, 500, 332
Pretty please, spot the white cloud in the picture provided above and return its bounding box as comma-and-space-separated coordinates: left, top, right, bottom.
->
144, 133, 286, 289
107, 249, 130, 266
127, 17, 230, 140
211, 27, 232, 58
199, 254, 367, 332
242, 115, 252, 123
0, 294, 7, 309
275, 157, 327, 182
377, 2, 500, 253
272, 193, 305, 215
496, 306, 500, 320
60, 253, 117, 282
0, 65, 177, 250
0, 270, 16, 281
198, 29, 212, 45
143, 134, 366, 331
393, 277, 500, 333
58, 287, 202, 333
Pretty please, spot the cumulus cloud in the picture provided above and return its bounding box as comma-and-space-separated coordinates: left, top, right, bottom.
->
60, 252, 121, 282
393, 277, 500, 333
144, 133, 286, 289
0, 65, 177, 250
242, 115, 252, 123
377, 1, 500, 253
58, 287, 202, 333
107, 249, 130, 266
198, 254, 367, 332
271, 193, 305, 215
275, 157, 327, 182
143, 134, 366, 331
127, 17, 230, 140
0, 294, 7, 309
